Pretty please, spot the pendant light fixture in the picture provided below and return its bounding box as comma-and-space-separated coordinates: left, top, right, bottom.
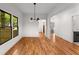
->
30, 3, 40, 21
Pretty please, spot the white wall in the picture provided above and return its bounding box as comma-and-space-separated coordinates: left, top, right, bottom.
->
0, 3, 23, 54
46, 4, 76, 39
22, 14, 47, 37
48, 4, 79, 44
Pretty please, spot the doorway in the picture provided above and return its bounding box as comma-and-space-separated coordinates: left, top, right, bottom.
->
39, 20, 46, 37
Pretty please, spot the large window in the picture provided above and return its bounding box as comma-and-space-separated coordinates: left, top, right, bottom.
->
0, 9, 19, 45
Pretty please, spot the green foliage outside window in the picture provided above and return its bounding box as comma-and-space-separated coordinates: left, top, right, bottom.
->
5, 13, 11, 26
13, 16, 18, 27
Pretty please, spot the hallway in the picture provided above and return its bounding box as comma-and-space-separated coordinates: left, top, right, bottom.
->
5, 33, 79, 55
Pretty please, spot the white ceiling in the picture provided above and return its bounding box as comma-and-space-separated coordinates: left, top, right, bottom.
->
13, 3, 56, 15
12, 3, 76, 15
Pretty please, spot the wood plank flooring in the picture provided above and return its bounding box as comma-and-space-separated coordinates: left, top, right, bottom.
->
5, 33, 79, 55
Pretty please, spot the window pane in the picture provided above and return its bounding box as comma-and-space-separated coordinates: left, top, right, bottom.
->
0, 11, 12, 45
13, 16, 18, 38
5, 13, 11, 27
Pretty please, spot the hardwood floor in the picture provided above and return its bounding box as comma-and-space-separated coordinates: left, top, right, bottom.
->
5, 33, 79, 55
